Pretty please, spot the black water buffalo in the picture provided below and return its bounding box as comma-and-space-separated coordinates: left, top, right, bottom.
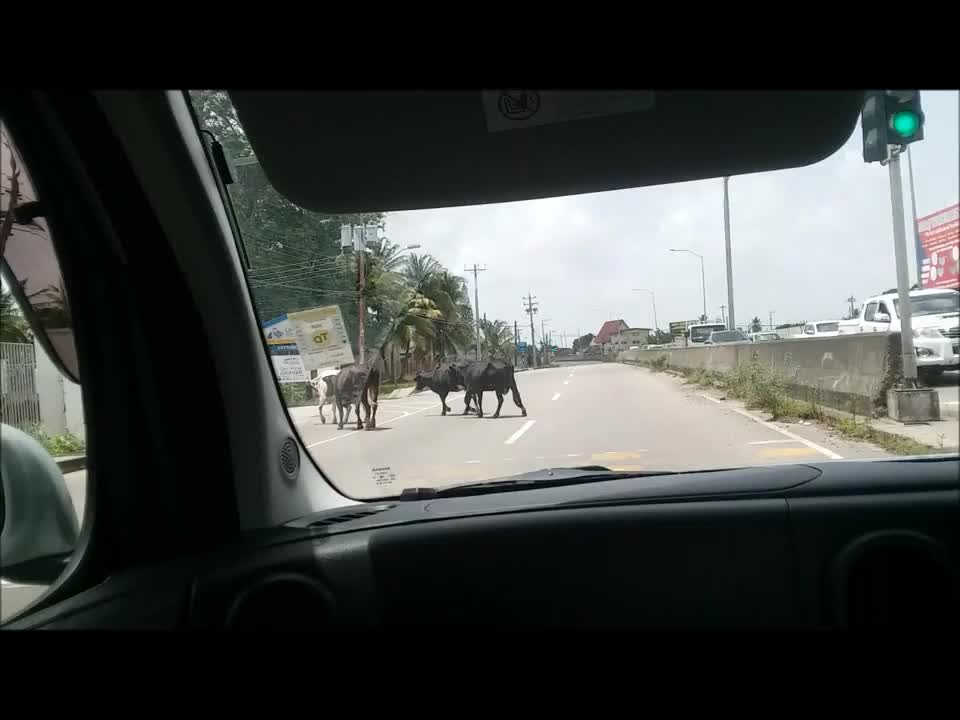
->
450, 360, 527, 418
334, 363, 380, 430
414, 364, 478, 415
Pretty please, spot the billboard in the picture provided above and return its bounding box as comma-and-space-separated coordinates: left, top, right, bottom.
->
918, 202, 959, 290
287, 305, 355, 371
262, 314, 308, 384
669, 320, 688, 337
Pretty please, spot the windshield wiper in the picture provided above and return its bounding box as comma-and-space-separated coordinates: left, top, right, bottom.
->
397, 466, 678, 499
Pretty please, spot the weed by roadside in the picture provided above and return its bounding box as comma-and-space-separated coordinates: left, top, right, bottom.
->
827, 416, 934, 455
28, 427, 85, 456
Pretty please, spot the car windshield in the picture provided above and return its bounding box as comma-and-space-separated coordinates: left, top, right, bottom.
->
186, 90, 960, 501
893, 293, 960, 316
710, 331, 745, 343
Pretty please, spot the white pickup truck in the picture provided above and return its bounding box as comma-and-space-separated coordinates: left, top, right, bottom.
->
857, 288, 960, 379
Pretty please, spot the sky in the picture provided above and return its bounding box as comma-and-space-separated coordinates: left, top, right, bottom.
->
383, 90, 959, 344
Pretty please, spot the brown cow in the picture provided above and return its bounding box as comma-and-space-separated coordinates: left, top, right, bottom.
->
334, 363, 381, 430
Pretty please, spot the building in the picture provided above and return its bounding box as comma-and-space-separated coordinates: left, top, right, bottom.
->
591, 320, 652, 355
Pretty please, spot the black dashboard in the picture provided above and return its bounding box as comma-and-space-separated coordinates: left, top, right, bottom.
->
9, 457, 959, 629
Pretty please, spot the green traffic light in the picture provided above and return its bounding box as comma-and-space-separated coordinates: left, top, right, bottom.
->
891, 110, 920, 138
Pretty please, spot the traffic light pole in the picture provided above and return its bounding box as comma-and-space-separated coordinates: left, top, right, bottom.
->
886, 148, 918, 387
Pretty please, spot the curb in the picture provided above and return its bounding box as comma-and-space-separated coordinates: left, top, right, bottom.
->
56, 455, 86, 473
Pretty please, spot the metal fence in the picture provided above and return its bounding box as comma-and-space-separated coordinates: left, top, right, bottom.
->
0, 342, 41, 431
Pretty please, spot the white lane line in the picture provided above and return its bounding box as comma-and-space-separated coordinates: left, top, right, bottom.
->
505, 419, 536, 445
566, 453, 583, 457
465, 460, 481, 464
306, 402, 441, 447
748, 439, 796, 445
701, 394, 843, 460
551, 392, 561, 401
563, 380, 570, 385
943, 400, 959, 405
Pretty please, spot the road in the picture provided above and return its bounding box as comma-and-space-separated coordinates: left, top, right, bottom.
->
0, 361, 898, 623
927, 370, 959, 418
293, 361, 890, 499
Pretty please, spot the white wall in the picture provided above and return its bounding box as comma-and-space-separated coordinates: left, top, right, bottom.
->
33, 338, 85, 441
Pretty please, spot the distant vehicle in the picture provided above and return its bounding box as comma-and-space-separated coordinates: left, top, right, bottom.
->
687, 322, 727, 344
857, 288, 959, 379
801, 321, 841, 338
749, 331, 781, 342
705, 329, 748, 345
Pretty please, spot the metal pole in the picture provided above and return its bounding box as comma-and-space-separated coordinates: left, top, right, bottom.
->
699, 255, 707, 321
723, 176, 735, 330
651, 293, 658, 339
906, 146, 924, 288
357, 226, 366, 365
768, 311, 774, 331
720, 305, 727, 327
887, 149, 918, 385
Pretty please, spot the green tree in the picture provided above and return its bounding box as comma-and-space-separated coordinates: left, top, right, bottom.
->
1, 285, 31, 343
573, 333, 595, 353
480, 318, 515, 360
750, 316, 763, 333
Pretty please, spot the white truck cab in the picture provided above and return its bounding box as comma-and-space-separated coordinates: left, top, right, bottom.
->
801, 320, 841, 338
858, 288, 960, 378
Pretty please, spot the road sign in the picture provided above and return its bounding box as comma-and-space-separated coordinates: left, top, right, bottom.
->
669, 320, 688, 337
287, 305, 355, 371
517, 341, 528, 351
262, 314, 308, 384
918, 203, 959, 289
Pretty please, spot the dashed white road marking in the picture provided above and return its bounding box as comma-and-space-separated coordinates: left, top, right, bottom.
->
465, 460, 481, 464
701, 394, 842, 460
535, 455, 546, 459
563, 380, 570, 385
748, 439, 795, 445
505, 420, 536, 445
566, 453, 583, 457
551, 393, 561, 401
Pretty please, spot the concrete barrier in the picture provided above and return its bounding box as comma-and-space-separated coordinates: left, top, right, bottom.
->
620, 333, 903, 416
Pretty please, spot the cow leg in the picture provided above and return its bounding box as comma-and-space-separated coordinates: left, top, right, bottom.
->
475, 390, 484, 418
336, 400, 345, 429
463, 392, 473, 415
318, 397, 326, 424
355, 400, 364, 430
493, 390, 504, 418
360, 391, 372, 430
510, 377, 528, 417
368, 381, 379, 429
440, 391, 449, 416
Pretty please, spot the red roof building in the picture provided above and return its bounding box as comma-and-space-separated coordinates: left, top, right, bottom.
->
592, 319, 629, 346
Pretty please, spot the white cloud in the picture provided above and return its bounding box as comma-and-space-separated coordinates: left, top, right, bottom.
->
384, 91, 959, 340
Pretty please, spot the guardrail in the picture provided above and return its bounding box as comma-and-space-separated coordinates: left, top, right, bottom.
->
619, 333, 903, 416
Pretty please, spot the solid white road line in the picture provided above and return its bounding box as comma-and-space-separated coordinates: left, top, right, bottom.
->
306, 402, 442, 447
505, 420, 536, 445
701, 394, 843, 460
747, 439, 796, 445
552, 393, 561, 401
465, 460, 481, 464
563, 380, 570, 385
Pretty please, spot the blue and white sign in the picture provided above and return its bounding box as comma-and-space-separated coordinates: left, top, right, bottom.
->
262, 313, 308, 384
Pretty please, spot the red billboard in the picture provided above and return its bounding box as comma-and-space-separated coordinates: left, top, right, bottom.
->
918, 202, 959, 289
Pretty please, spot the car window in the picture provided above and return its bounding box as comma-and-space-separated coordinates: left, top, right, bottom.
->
893, 292, 959, 316
816, 322, 839, 333
863, 303, 878, 321
877, 302, 891, 320
1, 124, 87, 622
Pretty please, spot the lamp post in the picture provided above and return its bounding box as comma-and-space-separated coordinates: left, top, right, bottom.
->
633, 288, 659, 341
669, 248, 706, 321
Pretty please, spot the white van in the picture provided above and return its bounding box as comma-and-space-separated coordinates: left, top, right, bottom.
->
800, 321, 841, 338
858, 288, 959, 378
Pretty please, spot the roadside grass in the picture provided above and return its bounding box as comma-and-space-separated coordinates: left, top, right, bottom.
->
381, 379, 416, 394
28, 427, 86, 456
667, 359, 938, 456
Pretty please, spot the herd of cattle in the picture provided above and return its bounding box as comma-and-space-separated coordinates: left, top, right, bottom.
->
308, 359, 527, 431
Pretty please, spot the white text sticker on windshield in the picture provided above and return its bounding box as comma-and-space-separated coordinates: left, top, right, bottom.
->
481, 90, 655, 133
371, 466, 397, 489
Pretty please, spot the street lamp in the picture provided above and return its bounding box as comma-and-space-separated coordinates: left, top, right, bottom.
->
669, 248, 706, 321
633, 288, 659, 340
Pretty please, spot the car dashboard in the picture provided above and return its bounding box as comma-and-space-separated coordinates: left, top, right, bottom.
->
8, 457, 959, 629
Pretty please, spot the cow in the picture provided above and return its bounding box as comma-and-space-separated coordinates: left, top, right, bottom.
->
334, 363, 381, 430
414, 364, 475, 416
450, 360, 527, 419
309, 369, 350, 425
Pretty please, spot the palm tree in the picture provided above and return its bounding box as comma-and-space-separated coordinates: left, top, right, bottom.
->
1, 286, 31, 343
480, 319, 515, 360
420, 271, 474, 360
402, 253, 442, 290
750, 316, 763, 333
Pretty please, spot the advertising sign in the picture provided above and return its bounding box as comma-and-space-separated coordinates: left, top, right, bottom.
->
262, 314, 308, 384
918, 202, 959, 290
669, 320, 688, 337
287, 305, 355, 371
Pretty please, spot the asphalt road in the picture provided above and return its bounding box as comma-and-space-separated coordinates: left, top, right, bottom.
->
927, 370, 959, 418
293, 361, 891, 499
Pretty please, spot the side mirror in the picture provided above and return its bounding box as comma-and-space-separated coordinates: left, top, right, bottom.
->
874, 312, 891, 323
1, 424, 79, 585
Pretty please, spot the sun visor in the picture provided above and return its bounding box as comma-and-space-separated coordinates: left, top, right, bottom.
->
228, 90, 864, 214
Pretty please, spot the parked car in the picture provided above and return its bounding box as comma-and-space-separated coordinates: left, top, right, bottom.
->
749, 331, 781, 342
801, 321, 841, 338
705, 329, 748, 345
857, 288, 960, 379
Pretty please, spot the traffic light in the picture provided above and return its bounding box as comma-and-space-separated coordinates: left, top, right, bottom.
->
885, 90, 924, 145
861, 90, 925, 163
861, 91, 889, 163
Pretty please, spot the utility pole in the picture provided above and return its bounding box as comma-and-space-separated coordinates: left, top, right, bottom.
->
905, 145, 924, 288
768, 310, 775, 331
720, 305, 727, 327
465, 264, 486, 360
343, 223, 378, 365
723, 176, 736, 331
541, 318, 551, 361
523, 293, 539, 368
886, 147, 919, 385
514, 320, 519, 366
846, 295, 857, 319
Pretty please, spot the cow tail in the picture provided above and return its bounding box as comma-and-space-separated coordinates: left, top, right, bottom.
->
509, 365, 524, 408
